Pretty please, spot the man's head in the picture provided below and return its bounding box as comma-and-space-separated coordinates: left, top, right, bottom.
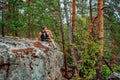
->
42, 26, 47, 31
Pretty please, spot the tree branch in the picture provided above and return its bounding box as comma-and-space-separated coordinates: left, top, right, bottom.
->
86, 14, 98, 38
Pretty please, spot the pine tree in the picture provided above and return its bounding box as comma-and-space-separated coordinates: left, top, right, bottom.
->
96, 0, 104, 79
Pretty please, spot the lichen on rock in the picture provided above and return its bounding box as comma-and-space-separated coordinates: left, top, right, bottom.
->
0, 37, 63, 80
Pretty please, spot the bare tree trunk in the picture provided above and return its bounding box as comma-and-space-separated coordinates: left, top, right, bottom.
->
27, 0, 32, 38
58, 0, 68, 77
89, 0, 93, 21
111, 39, 116, 67
112, 52, 116, 67
71, 0, 77, 63
89, 0, 95, 39
96, 0, 104, 79
63, 0, 72, 54
31, 21, 34, 39
13, 5, 18, 37
15, 26, 18, 37
110, 27, 117, 67
1, 0, 5, 37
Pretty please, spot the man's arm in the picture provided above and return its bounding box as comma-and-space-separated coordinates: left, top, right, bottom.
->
38, 32, 41, 41
48, 30, 53, 38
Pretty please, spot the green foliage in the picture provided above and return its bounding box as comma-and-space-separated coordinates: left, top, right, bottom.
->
113, 65, 120, 72
73, 27, 100, 79
0, 0, 60, 38
102, 65, 111, 78
1, 0, 120, 79
76, 40, 99, 79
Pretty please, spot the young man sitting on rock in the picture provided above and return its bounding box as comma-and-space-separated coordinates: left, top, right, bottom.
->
38, 26, 56, 49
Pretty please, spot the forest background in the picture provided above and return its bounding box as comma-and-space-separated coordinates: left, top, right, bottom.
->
0, 0, 120, 79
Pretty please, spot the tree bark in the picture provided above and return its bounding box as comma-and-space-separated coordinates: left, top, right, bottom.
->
86, 14, 98, 38
110, 27, 117, 67
63, 0, 72, 54
15, 26, 18, 37
58, 0, 68, 77
112, 52, 116, 67
27, 0, 32, 38
13, 4, 18, 37
89, 0, 95, 38
111, 38, 116, 67
89, 0, 93, 21
96, 0, 104, 79
71, 0, 77, 63
1, 0, 5, 37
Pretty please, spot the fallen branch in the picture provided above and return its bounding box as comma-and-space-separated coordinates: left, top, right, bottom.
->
103, 57, 113, 72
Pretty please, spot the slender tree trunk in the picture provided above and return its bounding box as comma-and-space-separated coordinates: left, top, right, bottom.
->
89, 0, 93, 21
1, 10, 5, 37
110, 27, 116, 67
81, 0, 84, 17
1, 0, 5, 37
96, 0, 104, 79
15, 25, 18, 36
58, 0, 68, 77
13, 5, 18, 37
72, 0, 76, 34
31, 20, 34, 39
89, 0, 95, 39
71, 0, 77, 63
28, 0, 34, 39
63, 0, 72, 54
27, 0, 32, 38
111, 38, 116, 67
112, 51, 116, 67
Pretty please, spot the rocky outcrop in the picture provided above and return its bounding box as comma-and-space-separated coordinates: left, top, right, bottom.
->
0, 37, 63, 80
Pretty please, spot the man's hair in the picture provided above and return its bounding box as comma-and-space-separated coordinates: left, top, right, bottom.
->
42, 26, 47, 30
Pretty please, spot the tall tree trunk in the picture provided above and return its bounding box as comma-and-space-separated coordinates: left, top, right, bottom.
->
27, 0, 32, 38
58, 0, 68, 77
13, 4, 18, 37
89, 0, 93, 22
110, 27, 116, 67
96, 0, 104, 79
89, 0, 95, 39
71, 0, 77, 63
15, 25, 18, 36
1, 0, 5, 37
63, 0, 72, 54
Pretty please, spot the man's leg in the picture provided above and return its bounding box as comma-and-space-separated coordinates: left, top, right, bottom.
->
50, 39, 56, 48
47, 32, 56, 48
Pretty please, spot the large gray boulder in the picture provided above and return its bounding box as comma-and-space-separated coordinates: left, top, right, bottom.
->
0, 37, 63, 80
